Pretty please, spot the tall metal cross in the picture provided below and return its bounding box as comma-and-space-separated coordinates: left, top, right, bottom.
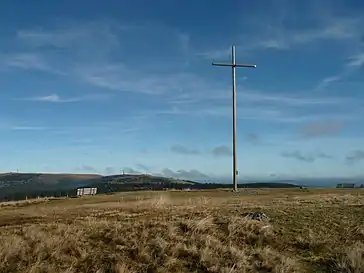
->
212, 45, 256, 192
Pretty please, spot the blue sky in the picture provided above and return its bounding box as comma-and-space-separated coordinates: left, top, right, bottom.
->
0, 0, 364, 181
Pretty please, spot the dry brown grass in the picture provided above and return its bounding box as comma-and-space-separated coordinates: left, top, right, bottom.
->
0, 197, 61, 208
0, 189, 363, 273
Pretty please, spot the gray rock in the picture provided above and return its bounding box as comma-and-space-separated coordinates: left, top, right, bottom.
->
243, 212, 270, 223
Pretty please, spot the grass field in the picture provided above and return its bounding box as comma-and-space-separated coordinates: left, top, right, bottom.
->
0, 189, 363, 273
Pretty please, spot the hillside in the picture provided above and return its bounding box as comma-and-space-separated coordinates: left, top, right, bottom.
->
0, 172, 300, 202
0, 173, 101, 186
0, 173, 198, 201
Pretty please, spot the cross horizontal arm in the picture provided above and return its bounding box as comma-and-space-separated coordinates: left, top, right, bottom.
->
212, 62, 257, 68
234, 64, 257, 68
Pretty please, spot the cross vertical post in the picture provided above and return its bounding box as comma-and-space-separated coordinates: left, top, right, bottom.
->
212, 45, 256, 192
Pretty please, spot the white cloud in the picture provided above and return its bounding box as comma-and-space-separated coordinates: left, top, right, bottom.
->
196, 47, 231, 60
315, 75, 342, 90
8, 21, 204, 96
146, 102, 357, 124
0, 118, 46, 131
253, 12, 364, 50
3, 18, 362, 126
34, 94, 79, 103
156, 168, 210, 181
1, 53, 67, 75
315, 52, 364, 90
3, 53, 49, 71
322, 76, 341, 85
74, 63, 210, 95
284, 18, 362, 45
197, 10, 364, 94
199, 13, 364, 57
167, 85, 355, 108
74, 64, 161, 94
10, 126, 45, 131
240, 91, 350, 106
178, 32, 190, 53
347, 53, 364, 68
16, 21, 120, 52
140, 77, 360, 124
2, 20, 123, 79
18, 93, 111, 103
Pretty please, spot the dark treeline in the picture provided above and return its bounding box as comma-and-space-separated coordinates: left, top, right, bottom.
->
0, 189, 77, 202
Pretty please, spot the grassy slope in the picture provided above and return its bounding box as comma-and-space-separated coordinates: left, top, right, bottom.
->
0, 188, 363, 273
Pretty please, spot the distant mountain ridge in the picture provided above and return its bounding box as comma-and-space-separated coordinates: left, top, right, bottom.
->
0, 172, 198, 201
0, 172, 301, 202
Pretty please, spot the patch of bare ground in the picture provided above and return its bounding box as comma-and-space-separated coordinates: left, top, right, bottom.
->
0, 189, 363, 272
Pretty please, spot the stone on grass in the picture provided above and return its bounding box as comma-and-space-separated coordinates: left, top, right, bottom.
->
243, 212, 270, 223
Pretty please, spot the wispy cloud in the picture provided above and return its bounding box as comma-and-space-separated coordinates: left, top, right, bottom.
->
5, 18, 362, 128
13, 21, 199, 97
269, 18, 362, 48
346, 150, 364, 165
0, 119, 46, 131
196, 47, 231, 60
347, 53, 364, 68
162, 84, 358, 124
4, 53, 49, 70
315, 75, 343, 90
281, 150, 333, 163
157, 168, 210, 181
78, 165, 98, 173
170, 145, 200, 155
200, 15, 364, 58
316, 152, 333, 159
300, 120, 344, 138
104, 167, 116, 175
281, 151, 315, 163
74, 64, 199, 95
32, 94, 79, 103
122, 167, 141, 174
19, 93, 111, 103
245, 133, 260, 144
212, 145, 232, 157
146, 101, 357, 124
10, 126, 45, 131
136, 164, 149, 172
178, 32, 190, 54
197, 104, 355, 123
1, 53, 66, 75
167, 85, 354, 108
7, 19, 359, 111
240, 91, 350, 106
16, 20, 121, 54
252, 8, 364, 49
316, 51, 364, 89
75, 165, 119, 174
